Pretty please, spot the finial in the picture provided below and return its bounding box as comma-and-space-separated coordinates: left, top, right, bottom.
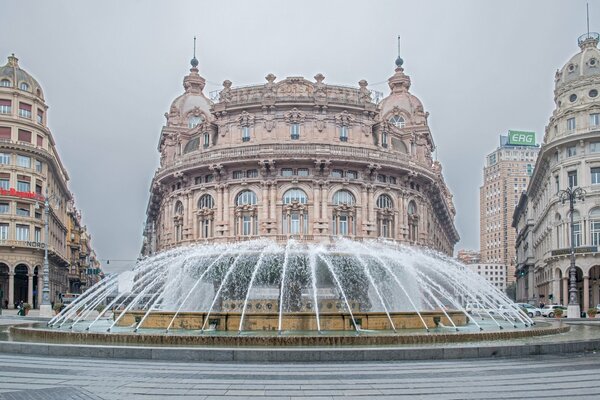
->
190, 36, 199, 68
395, 35, 404, 68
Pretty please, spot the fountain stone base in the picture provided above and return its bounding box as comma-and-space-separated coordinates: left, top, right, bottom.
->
116, 310, 468, 331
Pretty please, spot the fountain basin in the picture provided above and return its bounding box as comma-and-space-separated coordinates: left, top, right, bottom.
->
116, 310, 467, 331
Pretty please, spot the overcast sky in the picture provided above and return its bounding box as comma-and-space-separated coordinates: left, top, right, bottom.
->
0, 0, 593, 273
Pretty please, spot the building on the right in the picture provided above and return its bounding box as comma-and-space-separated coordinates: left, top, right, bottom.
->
513, 32, 600, 311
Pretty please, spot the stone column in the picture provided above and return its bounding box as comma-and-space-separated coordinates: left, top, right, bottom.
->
8, 272, 14, 309
270, 182, 277, 223
313, 184, 320, 221
262, 183, 269, 222
321, 185, 328, 226
217, 186, 223, 220
584, 276, 590, 312
223, 186, 230, 236
37, 274, 42, 308
27, 274, 33, 306
562, 277, 569, 305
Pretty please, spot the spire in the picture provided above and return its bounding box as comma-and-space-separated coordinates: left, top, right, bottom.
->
190, 36, 199, 69
395, 35, 404, 68
578, 3, 599, 49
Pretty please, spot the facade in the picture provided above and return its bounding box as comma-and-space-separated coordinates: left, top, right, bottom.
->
66, 202, 101, 294
142, 53, 459, 255
480, 135, 539, 286
513, 33, 600, 310
0, 54, 100, 308
456, 249, 481, 265
465, 263, 507, 292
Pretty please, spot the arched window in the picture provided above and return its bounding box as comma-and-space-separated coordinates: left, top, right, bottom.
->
333, 190, 355, 205
174, 201, 184, 242
198, 194, 214, 209
389, 115, 405, 128
197, 195, 215, 239
235, 190, 257, 206
591, 209, 600, 246
183, 136, 199, 154
376, 194, 393, 209
376, 194, 394, 238
19, 82, 29, 91
235, 190, 258, 236
407, 200, 418, 242
282, 189, 309, 235
570, 210, 582, 247
283, 188, 308, 204
555, 213, 562, 248
0, 79, 10, 87
175, 201, 184, 215
332, 190, 356, 236
188, 115, 203, 129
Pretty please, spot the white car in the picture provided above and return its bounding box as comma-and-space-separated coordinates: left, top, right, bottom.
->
541, 305, 567, 318
515, 303, 542, 317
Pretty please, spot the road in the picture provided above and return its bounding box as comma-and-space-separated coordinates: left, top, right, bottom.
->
0, 352, 599, 399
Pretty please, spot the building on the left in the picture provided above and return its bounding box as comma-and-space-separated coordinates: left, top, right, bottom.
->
0, 54, 100, 309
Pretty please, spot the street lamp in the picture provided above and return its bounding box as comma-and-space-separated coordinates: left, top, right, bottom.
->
39, 189, 61, 318
557, 186, 586, 319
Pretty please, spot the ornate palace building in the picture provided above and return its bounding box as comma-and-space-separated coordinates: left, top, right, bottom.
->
514, 32, 600, 309
0, 55, 100, 309
142, 52, 459, 255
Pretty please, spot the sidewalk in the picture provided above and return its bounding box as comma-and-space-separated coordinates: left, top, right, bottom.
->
0, 308, 41, 317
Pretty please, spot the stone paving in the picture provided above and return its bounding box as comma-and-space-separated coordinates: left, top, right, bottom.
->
0, 352, 600, 399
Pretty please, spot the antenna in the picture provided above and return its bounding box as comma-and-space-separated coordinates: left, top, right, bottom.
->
193, 36, 197, 59
397, 35, 401, 58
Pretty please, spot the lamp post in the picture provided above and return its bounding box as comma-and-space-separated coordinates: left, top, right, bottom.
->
39, 189, 60, 318
557, 186, 586, 319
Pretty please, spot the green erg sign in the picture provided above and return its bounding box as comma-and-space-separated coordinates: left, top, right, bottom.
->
508, 130, 536, 146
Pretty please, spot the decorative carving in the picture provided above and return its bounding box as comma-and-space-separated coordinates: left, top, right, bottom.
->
313, 73, 327, 104
284, 108, 306, 124
219, 80, 233, 103
314, 117, 326, 132
358, 80, 372, 104
238, 111, 255, 127
334, 110, 354, 126
278, 77, 313, 97
263, 115, 276, 132
262, 74, 277, 105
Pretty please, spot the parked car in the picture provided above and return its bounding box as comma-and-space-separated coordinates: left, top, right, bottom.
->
541, 305, 567, 318
515, 303, 542, 317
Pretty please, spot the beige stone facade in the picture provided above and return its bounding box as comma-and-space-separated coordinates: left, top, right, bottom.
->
480, 138, 538, 286
0, 55, 99, 308
514, 33, 600, 309
142, 55, 459, 255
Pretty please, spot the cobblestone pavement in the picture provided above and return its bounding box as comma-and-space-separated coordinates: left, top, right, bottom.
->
0, 352, 599, 399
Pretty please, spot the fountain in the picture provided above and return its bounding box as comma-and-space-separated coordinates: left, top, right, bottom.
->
47, 239, 533, 337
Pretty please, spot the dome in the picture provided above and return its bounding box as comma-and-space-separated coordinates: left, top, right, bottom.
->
0, 54, 44, 100
555, 33, 600, 91
378, 63, 427, 125
166, 62, 213, 126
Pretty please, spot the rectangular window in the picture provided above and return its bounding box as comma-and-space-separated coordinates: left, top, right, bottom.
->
246, 169, 258, 178
35, 211, 41, 219
242, 126, 250, 142
382, 132, 388, 147
339, 215, 348, 236
567, 117, 576, 131
0, 153, 10, 165
36, 135, 43, 147
17, 129, 31, 143
331, 169, 343, 178
290, 124, 300, 139
203, 133, 210, 147
17, 180, 30, 192
233, 170, 243, 179
567, 145, 577, 157
377, 174, 386, 183
297, 168, 309, 177
568, 170, 578, 188
37, 110, 43, 124
204, 174, 214, 183
34, 227, 41, 242
0, 176, 8, 190
591, 142, 600, 153
17, 155, 30, 168
0, 99, 10, 114
281, 168, 293, 177
15, 224, 29, 241
555, 175, 560, 193
388, 176, 397, 184
16, 203, 29, 217
35, 180, 42, 195
572, 222, 582, 247
242, 215, 252, 236
18, 103, 31, 119
0, 223, 7, 240
592, 220, 600, 246
339, 126, 348, 141
35, 160, 42, 173
0, 202, 8, 213
592, 167, 600, 185
591, 113, 600, 127
346, 170, 357, 180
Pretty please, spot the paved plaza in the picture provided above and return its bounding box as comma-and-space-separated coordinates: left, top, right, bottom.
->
0, 352, 599, 399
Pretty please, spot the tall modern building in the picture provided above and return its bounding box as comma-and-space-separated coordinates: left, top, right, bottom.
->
0, 54, 99, 309
142, 51, 459, 255
480, 133, 539, 286
514, 32, 600, 311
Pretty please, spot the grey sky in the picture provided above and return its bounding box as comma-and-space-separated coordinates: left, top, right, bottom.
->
0, 0, 592, 273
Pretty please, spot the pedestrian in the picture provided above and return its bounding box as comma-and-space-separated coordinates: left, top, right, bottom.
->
17, 300, 24, 316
